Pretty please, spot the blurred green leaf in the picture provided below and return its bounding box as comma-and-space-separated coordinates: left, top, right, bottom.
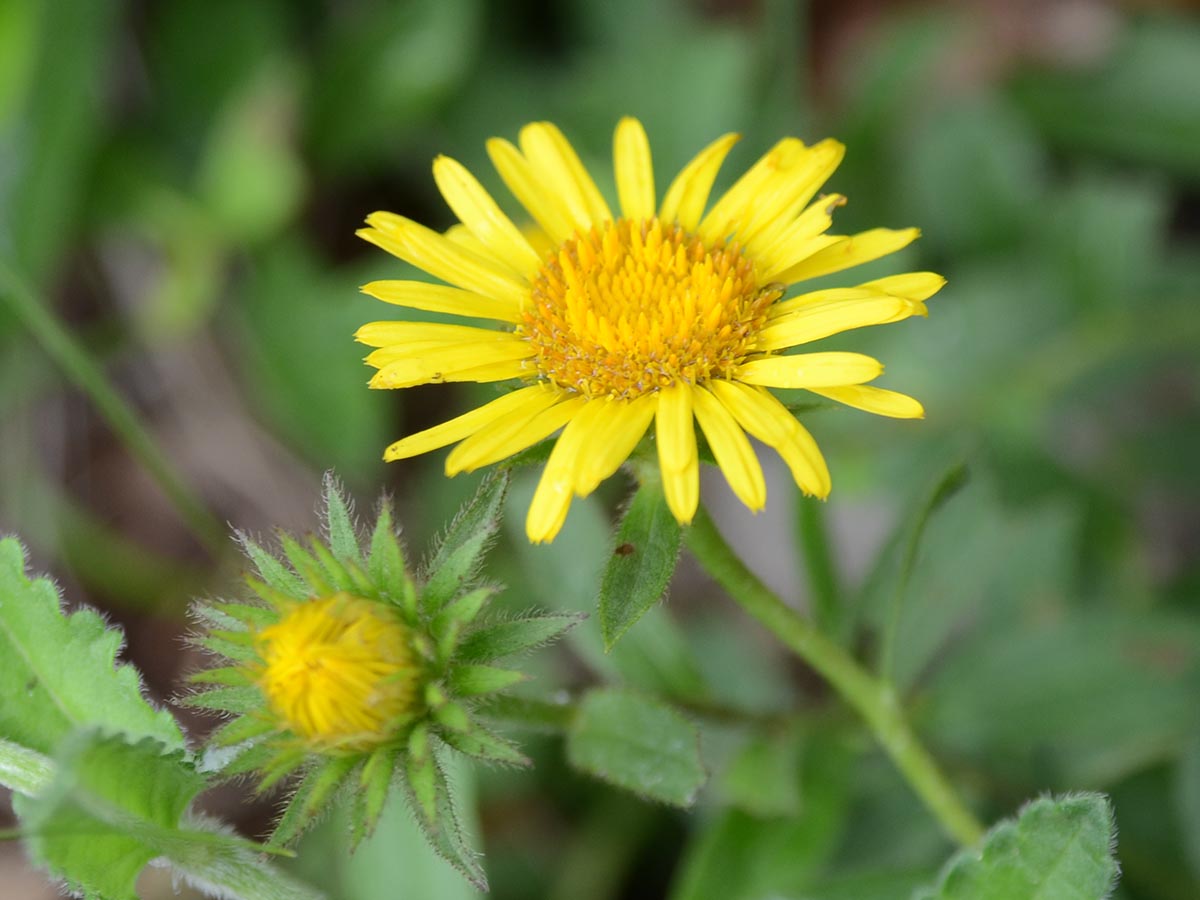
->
0, 537, 185, 756
233, 243, 390, 480
308, 0, 483, 168
720, 727, 803, 818
1039, 171, 1169, 312
1177, 733, 1200, 881
198, 61, 306, 244
671, 733, 854, 900
1010, 18, 1200, 181
567, 688, 705, 807
18, 731, 318, 900
916, 793, 1119, 900
148, 0, 289, 144
599, 478, 682, 650
0, 0, 119, 283
926, 609, 1200, 786
897, 93, 1047, 255
0, 0, 37, 126
19, 733, 205, 900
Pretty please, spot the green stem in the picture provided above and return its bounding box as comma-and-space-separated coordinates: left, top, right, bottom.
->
686, 505, 984, 847
0, 260, 225, 554
796, 497, 841, 633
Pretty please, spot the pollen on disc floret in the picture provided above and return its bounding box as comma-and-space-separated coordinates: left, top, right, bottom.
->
256, 593, 422, 751
520, 217, 781, 400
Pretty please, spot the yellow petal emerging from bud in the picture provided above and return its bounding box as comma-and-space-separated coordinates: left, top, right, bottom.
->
257, 593, 421, 751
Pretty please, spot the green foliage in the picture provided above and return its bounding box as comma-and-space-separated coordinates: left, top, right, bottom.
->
422, 470, 510, 613
12, 729, 319, 900
19, 732, 205, 900
671, 734, 854, 900
0, 537, 184, 756
566, 688, 705, 807
916, 793, 1119, 900
454, 611, 582, 663
599, 478, 683, 650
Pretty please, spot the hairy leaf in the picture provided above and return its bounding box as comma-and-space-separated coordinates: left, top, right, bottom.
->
599, 480, 682, 650
422, 471, 509, 614
566, 688, 705, 807
916, 792, 1119, 900
0, 537, 184, 755
455, 612, 582, 663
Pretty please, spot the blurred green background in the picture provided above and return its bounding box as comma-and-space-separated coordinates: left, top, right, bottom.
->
1, 0, 1198, 897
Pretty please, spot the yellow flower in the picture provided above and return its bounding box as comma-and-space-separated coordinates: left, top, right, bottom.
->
357, 118, 943, 543
256, 593, 422, 751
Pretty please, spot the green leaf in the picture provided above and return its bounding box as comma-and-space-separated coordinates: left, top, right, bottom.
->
422, 470, 510, 613
599, 479, 683, 650
19, 732, 205, 900
879, 460, 969, 680
506, 476, 709, 699
1, 0, 119, 283
918, 793, 1119, 900
0, 537, 185, 755
369, 498, 416, 608
400, 735, 488, 891
322, 472, 362, 565
670, 732, 854, 900
448, 664, 527, 697
1010, 18, 1200, 181
271, 755, 358, 848
1178, 732, 1200, 880
566, 688, 705, 807
239, 532, 309, 600
455, 612, 582, 663
720, 728, 803, 818
0, 738, 53, 796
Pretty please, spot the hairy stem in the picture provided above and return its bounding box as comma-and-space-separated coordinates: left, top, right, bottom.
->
686, 505, 984, 847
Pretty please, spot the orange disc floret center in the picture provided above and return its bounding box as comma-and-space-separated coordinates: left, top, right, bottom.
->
520, 217, 777, 399
257, 593, 421, 751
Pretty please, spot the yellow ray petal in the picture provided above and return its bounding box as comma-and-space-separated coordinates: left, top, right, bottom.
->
698, 138, 807, 244
369, 341, 532, 389
754, 295, 909, 352
755, 194, 847, 276
525, 403, 603, 544
446, 393, 585, 475
519, 122, 611, 232
692, 386, 766, 511
354, 321, 512, 349
574, 394, 657, 494
807, 384, 925, 419
707, 380, 831, 498
859, 271, 946, 303
487, 138, 576, 245
359, 213, 529, 306
659, 132, 740, 231
737, 352, 883, 389
383, 385, 552, 462
613, 117, 655, 222
433, 155, 542, 275
740, 139, 846, 254
361, 280, 522, 323
773, 227, 921, 286
655, 383, 699, 525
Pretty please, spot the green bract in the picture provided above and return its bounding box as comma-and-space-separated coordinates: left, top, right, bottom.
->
186, 472, 578, 889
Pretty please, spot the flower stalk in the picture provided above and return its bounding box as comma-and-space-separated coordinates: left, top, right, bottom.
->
684, 505, 984, 848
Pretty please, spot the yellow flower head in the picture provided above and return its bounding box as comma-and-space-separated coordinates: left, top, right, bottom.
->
357, 118, 943, 543
257, 593, 421, 751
